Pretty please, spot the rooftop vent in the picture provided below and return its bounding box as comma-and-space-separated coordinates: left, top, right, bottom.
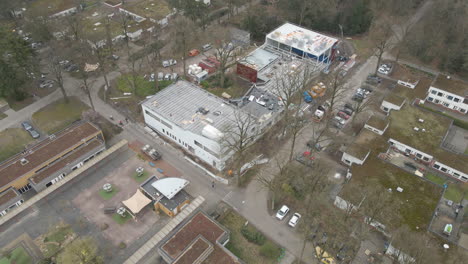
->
20, 158, 28, 165
198, 107, 209, 115
414, 127, 420, 132
418, 119, 424, 123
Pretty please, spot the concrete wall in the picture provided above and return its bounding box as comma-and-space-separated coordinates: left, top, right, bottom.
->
381, 100, 402, 113
364, 123, 387, 135
426, 87, 467, 114
341, 151, 369, 166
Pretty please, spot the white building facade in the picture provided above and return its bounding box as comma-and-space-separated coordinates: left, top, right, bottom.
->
426, 87, 467, 115
341, 150, 370, 166
381, 99, 405, 113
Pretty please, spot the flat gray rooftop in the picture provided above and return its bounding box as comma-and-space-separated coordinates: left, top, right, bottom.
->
238, 48, 279, 71
143, 80, 241, 137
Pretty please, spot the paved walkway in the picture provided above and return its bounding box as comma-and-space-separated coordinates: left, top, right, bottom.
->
123, 196, 205, 264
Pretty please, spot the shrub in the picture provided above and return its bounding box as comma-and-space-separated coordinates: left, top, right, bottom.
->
241, 226, 265, 245
118, 242, 127, 249
259, 241, 281, 259
200, 80, 210, 89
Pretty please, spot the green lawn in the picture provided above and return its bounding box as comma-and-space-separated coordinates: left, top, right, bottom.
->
132, 171, 150, 183
0, 246, 33, 264
425, 173, 445, 186
98, 186, 119, 200
220, 210, 283, 264
6, 96, 35, 111
0, 112, 6, 120
112, 213, 132, 225
117, 75, 172, 97
444, 184, 468, 202
0, 128, 34, 162
32, 97, 89, 134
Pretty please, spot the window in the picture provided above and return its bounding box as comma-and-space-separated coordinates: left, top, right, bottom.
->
416, 153, 422, 158
383, 107, 389, 112
194, 140, 203, 148
434, 99, 440, 104
447, 95, 454, 100
344, 159, 351, 164
443, 102, 450, 107
441, 167, 447, 172
462, 176, 468, 181
454, 106, 459, 110
433, 164, 440, 169
453, 172, 460, 177
423, 157, 429, 161
437, 92, 443, 96
460, 109, 466, 113
454, 98, 460, 103
162, 128, 165, 133
427, 97, 434, 102
179, 139, 181, 144
431, 90, 437, 95
145, 110, 161, 121
160, 119, 173, 129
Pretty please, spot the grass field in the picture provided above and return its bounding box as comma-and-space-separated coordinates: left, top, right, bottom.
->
132, 171, 150, 183
220, 210, 283, 264
0, 112, 6, 120
425, 173, 445, 186
32, 97, 89, 134
99, 186, 119, 200
112, 213, 132, 225
117, 75, 172, 97
444, 183, 468, 202
0, 246, 32, 264
0, 128, 34, 162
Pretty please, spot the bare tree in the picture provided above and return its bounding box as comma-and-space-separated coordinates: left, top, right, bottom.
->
257, 157, 288, 211
221, 110, 259, 186
65, 14, 82, 41
369, 19, 395, 76
214, 40, 237, 88
392, 19, 414, 63
360, 188, 392, 226
47, 42, 69, 103
172, 16, 196, 78
351, 93, 376, 123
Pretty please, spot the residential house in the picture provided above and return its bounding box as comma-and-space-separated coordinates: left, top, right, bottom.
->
426, 74, 468, 115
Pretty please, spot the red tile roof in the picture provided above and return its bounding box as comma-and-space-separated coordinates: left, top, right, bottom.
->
161, 212, 240, 264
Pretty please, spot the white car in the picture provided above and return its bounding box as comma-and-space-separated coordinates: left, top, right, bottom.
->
276, 205, 290, 220
288, 213, 301, 227
162, 59, 177, 67
164, 73, 172, 81
334, 116, 345, 125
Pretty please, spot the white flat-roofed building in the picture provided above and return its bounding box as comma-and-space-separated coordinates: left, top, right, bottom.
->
264, 23, 339, 65
426, 74, 468, 115
142, 80, 255, 171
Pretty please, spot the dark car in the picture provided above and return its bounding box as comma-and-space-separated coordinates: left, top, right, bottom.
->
342, 108, 353, 116
404, 162, 418, 171
344, 103, 354, 111
352, 94, 364, 102
21, 121, 33, 131
366, 75, 382, 84
338, 111, 350, 120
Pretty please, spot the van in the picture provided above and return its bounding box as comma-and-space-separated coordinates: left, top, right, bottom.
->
202, 43, 212, 51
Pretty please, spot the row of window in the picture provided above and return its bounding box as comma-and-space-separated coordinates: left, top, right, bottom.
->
433, 164, 467, 181
145, 110, 173, 129
194, 140, 220, 159
426, 97, 467, 113
430, 89, 462, 103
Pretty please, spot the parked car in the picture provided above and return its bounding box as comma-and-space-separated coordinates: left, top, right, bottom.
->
164, 73, 172, 81
28, 129, 40, 139
188, 49, 200, 57
288, 213, 301, 227
65, 64, 79, 72
378, 63, 392, 75
172, 72, 178, 80
352, 93, 364, 102
344, 103, 354, 110
110, 54, 120, 60
342, 107, 353, 116
59, 60, 70, 66
149, 73, 156, 82
404, 162, 418, 171
338, 111, 350, 120
158, 72, 164, 81
333, 116, 345, 128
39, 80, 54, 88
21, 121, 32, 131
162, 59, 177, 67
366, 75, 382, 84
202, 43, 212, 51
276, 205, 290, 220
